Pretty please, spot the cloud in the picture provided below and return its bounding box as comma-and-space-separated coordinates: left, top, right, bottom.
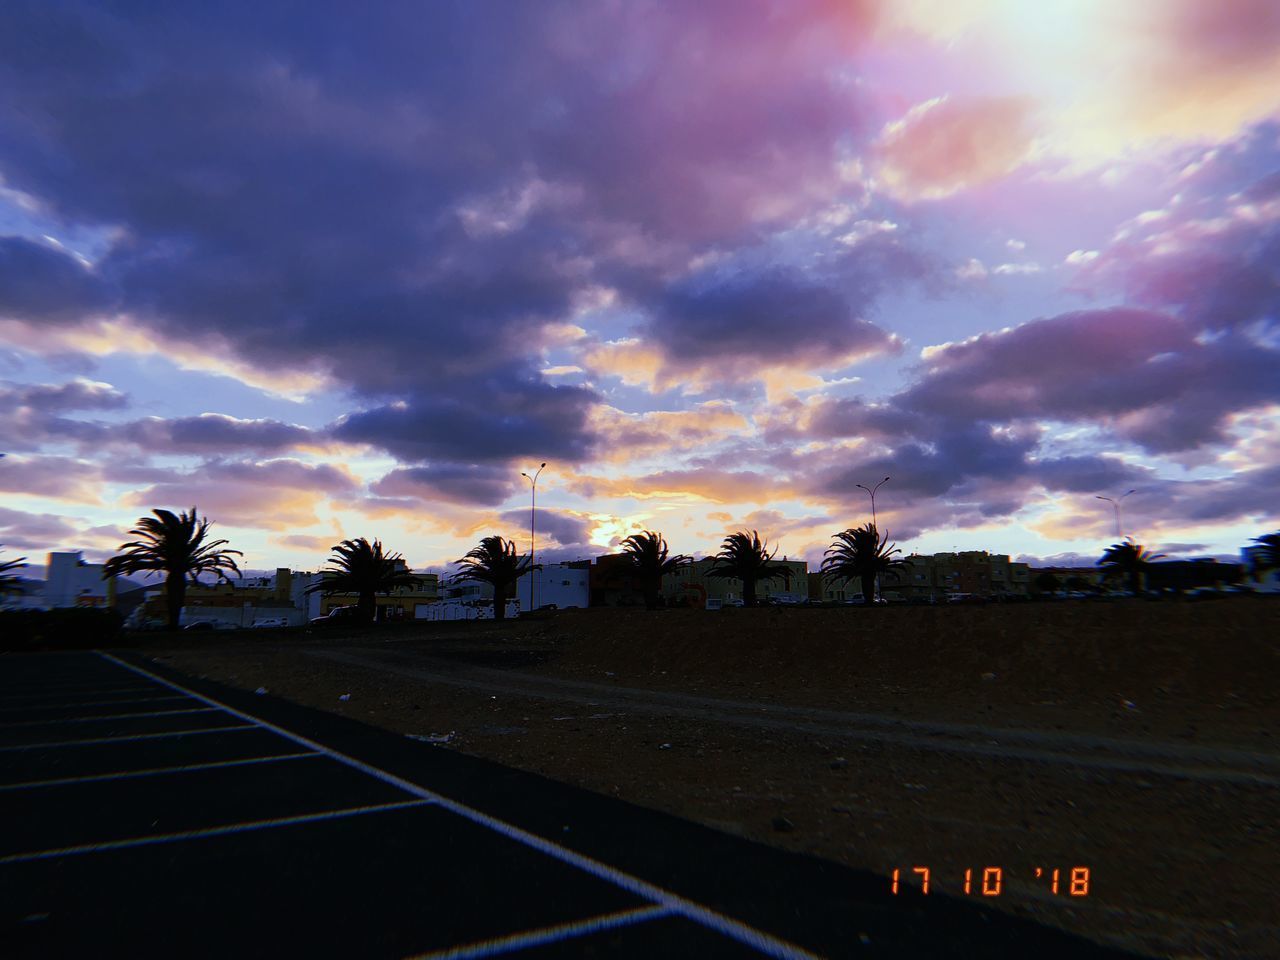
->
121, 458, 357, 530
1080, 123, 1280, 334
498, 508, 591, 548
371, 463, 520, 508
332, 380, 597, 464
0, 237, 112, 323
902, 308, 1280, 451
0, 454, 103, 502
877, 95, 1038, 200
0, 505, 81, 551
115, 414, 315, 455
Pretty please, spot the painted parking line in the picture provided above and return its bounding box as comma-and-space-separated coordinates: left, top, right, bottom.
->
0, 724, 259, 752
98, 652, 825, 960
0, 798, 436, 865
2, 707, 220, 727
0, 751, 322, 793
0, 695, 188, 713
405, 905, 674, 960
0, 686, 157, 702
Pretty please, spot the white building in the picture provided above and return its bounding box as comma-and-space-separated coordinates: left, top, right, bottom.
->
1242, 546, 1280, 593
40, 552, 117, 609
514, 562, 589, 611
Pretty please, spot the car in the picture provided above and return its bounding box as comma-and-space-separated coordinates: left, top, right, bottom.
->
309, 606, 362, 625
251, 617, 290, 628
183, 619, 236, 631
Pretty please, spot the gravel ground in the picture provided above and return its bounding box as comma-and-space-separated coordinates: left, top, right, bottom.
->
143, 601, 1279, 959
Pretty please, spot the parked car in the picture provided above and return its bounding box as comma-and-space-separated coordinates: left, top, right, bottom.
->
251, 617, 290, 628
183, 619, 236, 631
309, 606, 362, 626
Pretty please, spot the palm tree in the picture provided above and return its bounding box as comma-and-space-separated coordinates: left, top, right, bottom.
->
1247, 532, 1280, 583
104, 507, 243, 630
307, 538, 421, 623
707, 530, 791, 607
821, 523, 912, 604
621, 530, 691, 610
0, 545, 28, 596
1097, 537, 1165, 595
452, 535, 533, 621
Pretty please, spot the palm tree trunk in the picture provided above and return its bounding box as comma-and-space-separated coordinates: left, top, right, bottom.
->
359, 590, 376, 622
743, 578, 756, 607
166, 572, 186, 631
494, 582, 508, 621
861, 572, 875, 604
644, 575, 660, 611
1129, 569, 1141, 594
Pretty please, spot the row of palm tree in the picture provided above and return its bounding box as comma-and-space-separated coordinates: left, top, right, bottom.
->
21, 504, 1271, 629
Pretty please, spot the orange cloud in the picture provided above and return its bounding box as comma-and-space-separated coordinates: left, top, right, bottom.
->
877, 95, 1038, 201
589, 402, 752, 462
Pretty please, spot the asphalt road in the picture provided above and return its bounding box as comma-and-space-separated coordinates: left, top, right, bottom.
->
0, 650, 1149, 958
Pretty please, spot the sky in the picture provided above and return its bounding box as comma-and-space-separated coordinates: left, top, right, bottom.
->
1, 0, 1278, 576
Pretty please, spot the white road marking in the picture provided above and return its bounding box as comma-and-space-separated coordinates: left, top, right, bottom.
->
403, 905, 673, 960
0, 695, 187, 713
0, 799, 436, 865
0, 724, 257, 752
0, 751, 322, 792
97, 652, 825, 960
2, 707, 220, 727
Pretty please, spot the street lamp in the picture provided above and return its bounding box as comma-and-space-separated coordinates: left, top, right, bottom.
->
520, 463, 546, 613
855, 476, 891, 529
855, 476, 891, 601
1095, 489, 1136, 539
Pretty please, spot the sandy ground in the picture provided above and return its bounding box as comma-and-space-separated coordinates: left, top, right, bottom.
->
140, 600, 1279, 959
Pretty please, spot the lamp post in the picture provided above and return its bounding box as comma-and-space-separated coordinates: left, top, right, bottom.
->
1095, 489, 1135, 539
855, 476, 891, 529
520, 463, 546, 613
855, 476, 891, 601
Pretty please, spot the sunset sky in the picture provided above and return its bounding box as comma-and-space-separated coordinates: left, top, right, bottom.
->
1, 0, 1278, 575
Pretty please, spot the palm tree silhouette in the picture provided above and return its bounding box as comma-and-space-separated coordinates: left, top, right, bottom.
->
307, 538, 421, 623
821, 523, 912, 604
452, 535, 534, 621
707, 530, 791, 607
621, 530, 691, 610
1247, 531, 1280, 583
0, 545, 28, 596
104, 507, 243, 630
1097, 537, 1165, 595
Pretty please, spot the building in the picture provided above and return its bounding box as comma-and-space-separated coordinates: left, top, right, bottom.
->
514, 561, 590, 610
1242, 546, 1280, 593
664, 557, 808, 608
315, 562, 441, 621
43, 551, 118, 609
875, 551, 1031, 600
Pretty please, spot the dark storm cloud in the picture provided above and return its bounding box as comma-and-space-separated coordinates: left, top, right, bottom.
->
0, 237, 112, 323
115, 415, 314, 455
647, 268, 898, 368
332, 381, 597, 464
498, 508, 590, 548
372, 463, 520, 508
0, 0, 881, 466
899, 308, 1280, 452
